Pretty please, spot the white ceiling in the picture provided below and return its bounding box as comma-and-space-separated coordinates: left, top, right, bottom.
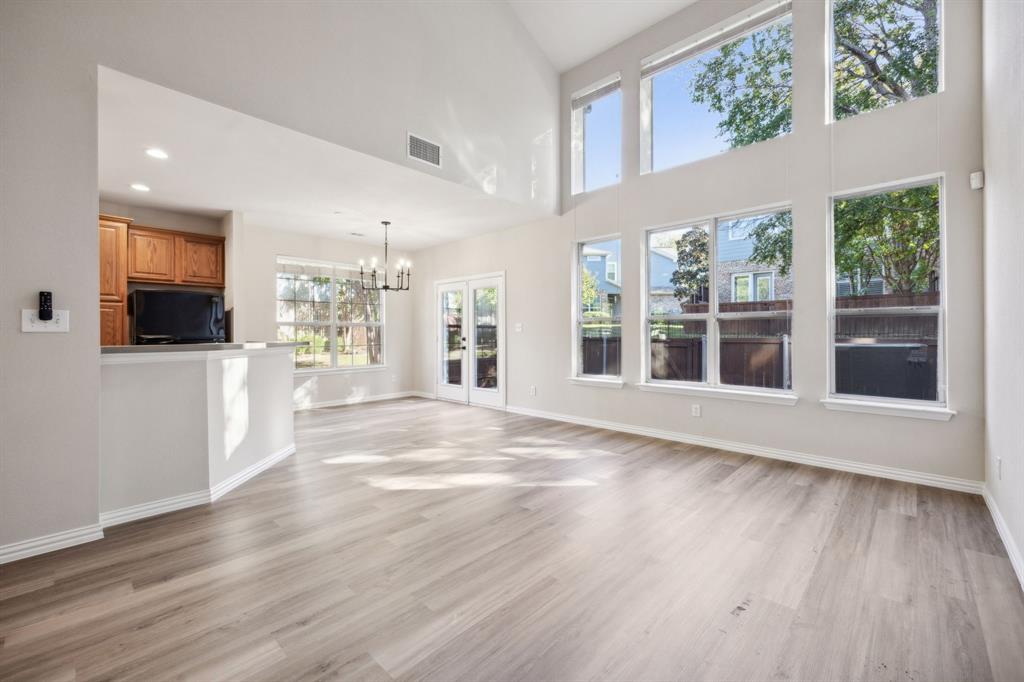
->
98, 68, 551, 251
507, 0, 697, 72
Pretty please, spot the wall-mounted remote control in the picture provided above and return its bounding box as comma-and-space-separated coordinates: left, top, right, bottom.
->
39, 291, 53, 321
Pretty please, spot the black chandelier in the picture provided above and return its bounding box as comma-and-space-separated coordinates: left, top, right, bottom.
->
359, 220, 410, 292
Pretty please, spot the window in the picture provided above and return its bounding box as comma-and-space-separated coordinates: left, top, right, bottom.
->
646, 207, 793, 390
576, 238, 622, 377
640, 1, 792, 172
732, 272, 774, 302
606, 259, 619, 284
276, 258, 384, 371
832, 0, 941, 120
831, 179, 942, 403
571, 75, 622, 194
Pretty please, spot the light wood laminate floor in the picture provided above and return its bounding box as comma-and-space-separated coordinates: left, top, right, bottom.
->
2, 398, 1023, 681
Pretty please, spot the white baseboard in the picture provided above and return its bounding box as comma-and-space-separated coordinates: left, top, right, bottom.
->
294, 391, 423, 411
100, 489, 211, 529
0, 523, 104, 565
504, 404, 984, 495
983, 487, 1024, 592
210, 443, 296, 501
408, 390, 435, 399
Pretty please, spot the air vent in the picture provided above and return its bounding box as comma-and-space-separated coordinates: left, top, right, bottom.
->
408, 133, 441, 168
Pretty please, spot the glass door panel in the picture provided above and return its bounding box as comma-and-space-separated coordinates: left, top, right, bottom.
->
474, 287, 498, 390
437, 283, 468, 402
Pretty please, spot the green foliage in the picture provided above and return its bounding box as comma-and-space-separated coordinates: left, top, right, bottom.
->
581, 267, 600, 311
833, 0, 940, 119
690, 19, 792, 147
834, 184, 939, 295
745, 212, 793, 276
671, 228, 709, 304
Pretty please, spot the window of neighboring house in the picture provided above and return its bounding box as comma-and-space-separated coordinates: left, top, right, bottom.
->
646, 207, 793, 390
276, 258, 384, 371
576, 238, 622, 377
640, 1, 792, 173
732, 272, 774, 302
832, 0, 941, 121
831, 179, 943, 403
606, 259, 619, 284
571, 75, 622, 194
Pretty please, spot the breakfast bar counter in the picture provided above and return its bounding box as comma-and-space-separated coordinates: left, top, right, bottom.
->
98, 342, 302, 526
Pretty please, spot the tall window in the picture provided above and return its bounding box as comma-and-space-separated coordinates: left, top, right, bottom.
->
571, 75, 622, 194
832, 0, 941, 120
576, 238, 622, 377
276, 258, 384, 370
646, 208, 793, 390
641, 2, 792, 172
831, 179, 942, 402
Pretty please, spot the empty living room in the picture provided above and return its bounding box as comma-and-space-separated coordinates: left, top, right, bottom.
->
2, 0, 1024, 680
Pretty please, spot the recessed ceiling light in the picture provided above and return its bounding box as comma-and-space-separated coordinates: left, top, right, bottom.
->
145, 148, 169, 160
130, 183, 151, 192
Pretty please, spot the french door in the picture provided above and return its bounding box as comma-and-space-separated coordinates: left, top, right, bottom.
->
436, 274, 505, 407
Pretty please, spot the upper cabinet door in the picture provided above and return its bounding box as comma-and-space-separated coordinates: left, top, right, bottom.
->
98, 216, 128, 302
177, 234, 225, 286
127, 227, 176, 282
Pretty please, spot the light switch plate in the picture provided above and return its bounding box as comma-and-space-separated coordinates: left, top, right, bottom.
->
22, 309, 70, 332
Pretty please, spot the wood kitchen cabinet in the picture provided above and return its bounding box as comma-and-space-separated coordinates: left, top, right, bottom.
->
127, 225, 226, 287
176, 233, 225, 285
100, 302, 126, 346
127, 226, 177, 283
99, 214, 131, 345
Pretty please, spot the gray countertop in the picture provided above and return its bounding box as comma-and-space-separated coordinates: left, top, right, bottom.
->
101, 342, 307, 354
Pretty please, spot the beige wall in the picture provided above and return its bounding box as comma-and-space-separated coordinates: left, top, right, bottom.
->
98, 200, 224, 236
238, 223, 414, 408
413, 0, 986, 483
982, 0, 1024, 574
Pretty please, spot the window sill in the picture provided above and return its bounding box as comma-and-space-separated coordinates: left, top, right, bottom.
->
637, 382, 798, 406
820, 397, 955, 421
568, 376, 625, 389
295, 365, 387, 377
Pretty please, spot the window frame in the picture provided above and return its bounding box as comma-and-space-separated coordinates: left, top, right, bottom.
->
826, 174, 947, 407
570, 73, 622, 196
827, 0, 945, 124
731, 271, 775, 302
639, 0, 793, 175
641, 202, 794, 396
572, 234, 623, 381
276, 256, 386, 373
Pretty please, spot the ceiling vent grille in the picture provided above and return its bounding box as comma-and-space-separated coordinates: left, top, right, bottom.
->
408, 133, 441, 168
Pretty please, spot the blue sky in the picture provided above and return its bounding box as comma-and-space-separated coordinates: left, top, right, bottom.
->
584, 16, 792, 183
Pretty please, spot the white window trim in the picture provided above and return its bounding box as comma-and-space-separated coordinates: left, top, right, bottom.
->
641, 204, 794, 398
731, 271, 774, 303
572, 235, 622, 381
569, 376, 625, 389
821, 397, 955, 421
570, 73, 622, 196
639, 0, 793, 175
826, 174, 948, 412
606, 259, 619, 285
827, 0, 945, 124
638, 381, 798, 406
276, 256, 386, 372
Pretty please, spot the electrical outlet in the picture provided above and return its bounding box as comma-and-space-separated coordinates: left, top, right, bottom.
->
514, 322, 523, 332
529, 385, 537, 396
691, 404, 701, 418
997, 456, 1002, 480
22, 309, 69, 333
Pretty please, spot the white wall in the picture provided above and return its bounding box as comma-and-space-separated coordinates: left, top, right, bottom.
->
0, 0, 556, 549
238, 223, 414, 408
413, 0, 986, 483
99, 200, 224, 237
982, 0, 1024, 578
